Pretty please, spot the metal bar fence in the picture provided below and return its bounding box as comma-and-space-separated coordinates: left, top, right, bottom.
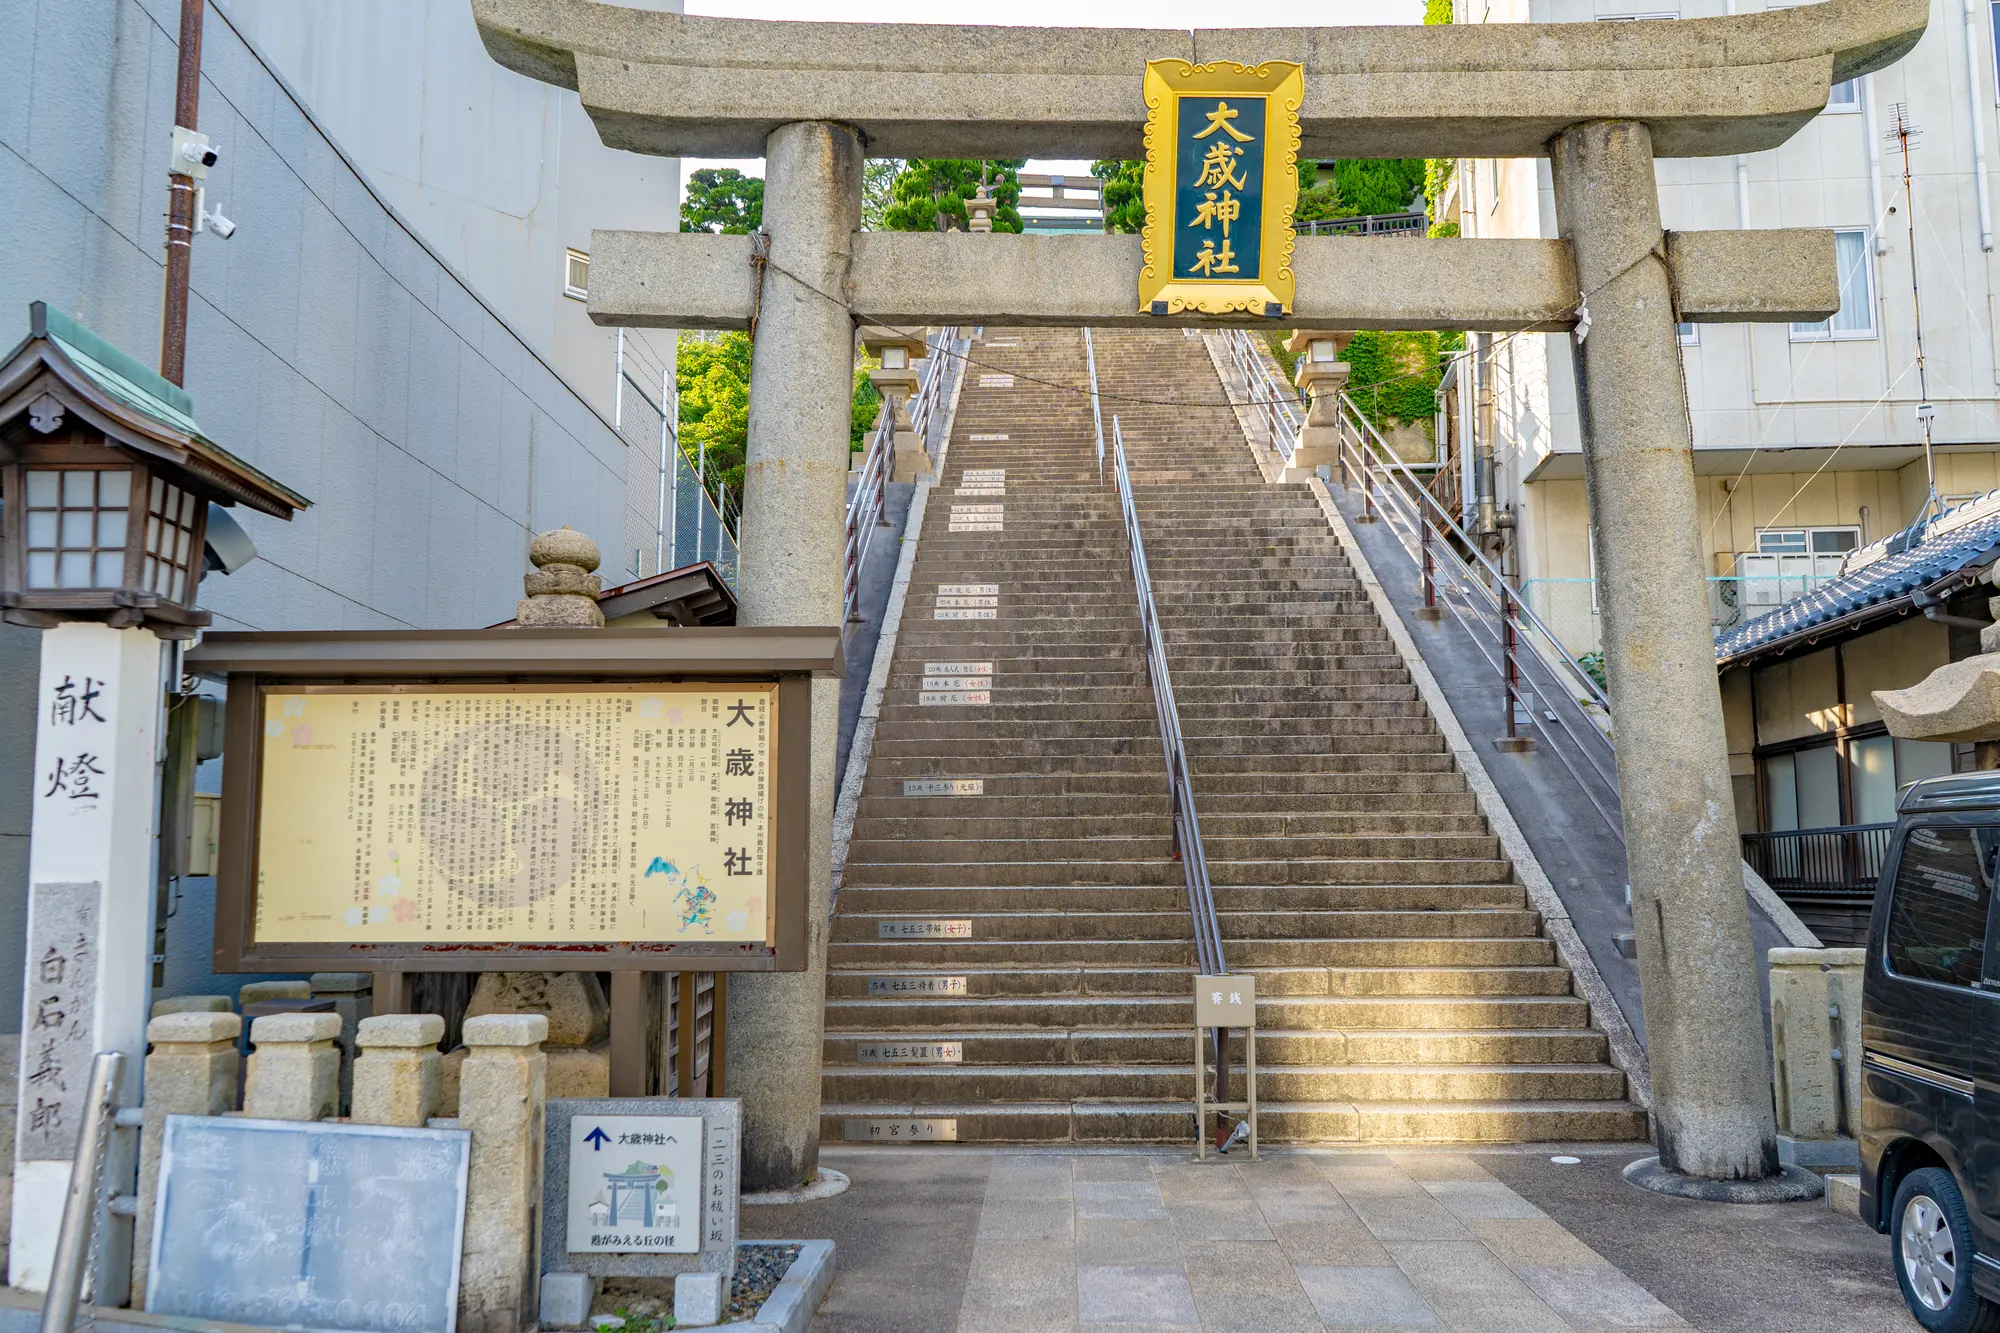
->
1741, 823, 1897, 896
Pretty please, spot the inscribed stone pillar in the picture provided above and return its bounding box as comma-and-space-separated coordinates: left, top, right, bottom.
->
1549, 119, 1779, 1184
132, 1011, 239, 1299
243, 1012, 342, 1122
457, 1013, 548, 1333
730, 119, 862, 1192
351, 1013, 445, 1127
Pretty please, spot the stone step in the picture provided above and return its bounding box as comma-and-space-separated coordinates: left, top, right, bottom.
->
819, 1062, 1629, 1104
829, 907, 1541, 944
821, 993, 1592, 1032
816, 1099, 1649, 1145
833, 884, 1529, 914
821, 1027, 1611, 1067
825, 936, 1550, 970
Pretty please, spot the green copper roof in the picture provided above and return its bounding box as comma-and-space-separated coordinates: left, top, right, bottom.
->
29, 302, 201, 435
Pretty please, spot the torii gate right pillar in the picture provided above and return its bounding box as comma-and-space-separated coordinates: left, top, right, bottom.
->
1551, 120, 1802, 1193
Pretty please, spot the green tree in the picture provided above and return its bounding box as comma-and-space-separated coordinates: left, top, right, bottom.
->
1342, 329, 1466, 441
676, 331, 752, 503
1425, 0, 1454, 23
1092, 159, 1145, 233
680, 168, 764, 235
852, 356, 882, 451
881, 160, 1026, 233
1294, 160, 1346, 224
862, 159, 903, 230
1327, 159, 1426, 217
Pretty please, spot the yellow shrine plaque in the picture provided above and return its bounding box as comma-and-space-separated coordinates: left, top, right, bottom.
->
251, 683, 778, 948
1138, 59, 1303, 318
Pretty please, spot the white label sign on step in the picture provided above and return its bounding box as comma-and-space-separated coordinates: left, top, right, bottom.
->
956, 488, 1005, 496
947, 524, 1002, 534
925, 663, 993, 675
878, 919, 973, 939
922, 677, 991, 691
844, 1119, 957, 1142
962, 469, 1006, 478
967, 433, 1009, 441
920, 690, 991, 706
868, 976, 969, 996
856, 1042, 964, 1064
901, 779, 983, 796
935, 597, 998, 609
934, 607, 997, 618
937, 586, 998, 597
951, 505, 1004, 514
978, 374, 1014, 387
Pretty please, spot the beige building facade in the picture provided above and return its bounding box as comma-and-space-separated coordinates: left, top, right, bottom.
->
1453, 0, 2000, 660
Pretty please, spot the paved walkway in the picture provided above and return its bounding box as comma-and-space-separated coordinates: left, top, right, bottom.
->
742, 1145, 1913, 1332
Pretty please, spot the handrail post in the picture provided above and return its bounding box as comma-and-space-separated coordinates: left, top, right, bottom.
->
1360, 447, 1375, 524
40, 1051, 122, 1333
1419, 517, 1437, 614
1501, 582, 1520, 741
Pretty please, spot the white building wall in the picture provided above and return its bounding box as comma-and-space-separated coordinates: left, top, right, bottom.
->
1466, 0, 2000, 610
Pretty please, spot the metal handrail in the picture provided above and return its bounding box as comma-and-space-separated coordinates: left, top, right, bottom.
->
1083, 328, 1107, 483
1327, 393, 1625, 839
1742, 822, 1896, 898
1220, 329, 1302, 466
843, 329, 955, 623
1111, 417, 1225, 979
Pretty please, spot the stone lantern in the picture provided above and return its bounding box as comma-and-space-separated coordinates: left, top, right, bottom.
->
964, 184, 997, 233
0, 301, 307, 1287
1, 302, 307, 636
1278, 329, 1355, 483
860, 327, 933, 483
1873, 601, 2000, 767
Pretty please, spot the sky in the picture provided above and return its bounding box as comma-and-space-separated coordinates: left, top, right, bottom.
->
673, 0, 1425, 206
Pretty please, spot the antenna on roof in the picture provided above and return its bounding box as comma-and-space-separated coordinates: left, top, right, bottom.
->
1886, 103, 1941, 524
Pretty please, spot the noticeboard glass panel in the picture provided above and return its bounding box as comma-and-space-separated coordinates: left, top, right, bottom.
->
252, 682, 778, 949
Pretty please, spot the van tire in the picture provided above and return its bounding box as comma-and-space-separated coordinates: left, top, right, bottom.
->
1892, 1167, 2000, 1333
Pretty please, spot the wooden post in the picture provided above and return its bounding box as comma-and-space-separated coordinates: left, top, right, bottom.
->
609, 971, 647, 1097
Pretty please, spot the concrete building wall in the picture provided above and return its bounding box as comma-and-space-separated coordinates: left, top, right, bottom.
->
0, 0, 670, 1018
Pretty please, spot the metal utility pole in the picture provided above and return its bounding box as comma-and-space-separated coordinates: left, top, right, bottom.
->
160, 0, 206, 385
1887, 104, 1941, 521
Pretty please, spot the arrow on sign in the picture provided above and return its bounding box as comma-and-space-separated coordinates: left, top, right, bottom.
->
584, 1127, 611, 1151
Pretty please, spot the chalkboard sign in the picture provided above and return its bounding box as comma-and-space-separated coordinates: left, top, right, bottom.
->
146, 1115, 471, 1333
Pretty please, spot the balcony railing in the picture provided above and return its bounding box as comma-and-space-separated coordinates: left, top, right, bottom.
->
1518, 573, 1846, 659
1294, 210, 1427, 237
1741, 823, 1896, 898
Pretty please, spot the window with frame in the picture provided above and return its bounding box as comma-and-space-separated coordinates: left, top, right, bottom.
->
1825, 78, 1861, 113
1676, 321, 1699, 345
564, 249, 590, 301
23, 468, 130, 590
1791, 229, 1875, 339
1885, 824, 1997, 988
142, 475, 200, 603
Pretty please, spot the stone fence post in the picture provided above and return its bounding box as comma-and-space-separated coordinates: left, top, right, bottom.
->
351, 1014, 444, 1128
457, 1013, 548, 1333
1770, 948, 1866, 1144
133, 1012, 240, 1299
243, 1013, 342, 1122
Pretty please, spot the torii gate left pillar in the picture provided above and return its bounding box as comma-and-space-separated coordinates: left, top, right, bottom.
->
729, 122, 862, 1191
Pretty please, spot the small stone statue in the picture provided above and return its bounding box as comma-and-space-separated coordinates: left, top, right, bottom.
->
516, 525, 604, 627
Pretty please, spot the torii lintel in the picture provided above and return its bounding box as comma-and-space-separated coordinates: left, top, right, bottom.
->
472, 0, 1925, 160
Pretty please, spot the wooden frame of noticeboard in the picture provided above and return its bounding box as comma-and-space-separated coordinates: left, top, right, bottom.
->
184, 627, 842, 980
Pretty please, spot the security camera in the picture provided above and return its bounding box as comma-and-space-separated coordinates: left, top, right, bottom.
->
206, 209, 237, 239
169, 126, 217, 179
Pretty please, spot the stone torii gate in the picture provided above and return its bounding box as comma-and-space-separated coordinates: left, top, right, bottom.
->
473, 0, 1927, 1195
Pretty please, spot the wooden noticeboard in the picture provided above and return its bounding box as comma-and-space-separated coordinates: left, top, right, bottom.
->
184, 627, 842, 974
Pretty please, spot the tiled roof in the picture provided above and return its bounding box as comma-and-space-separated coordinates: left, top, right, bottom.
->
1714, 488, 2000, 664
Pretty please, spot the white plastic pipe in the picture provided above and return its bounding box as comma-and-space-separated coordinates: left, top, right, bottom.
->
1966, 0, 1994, 251
1864, 74, 1888, 254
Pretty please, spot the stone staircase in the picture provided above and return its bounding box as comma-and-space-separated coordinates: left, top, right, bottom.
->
820, 325, 1646, 1145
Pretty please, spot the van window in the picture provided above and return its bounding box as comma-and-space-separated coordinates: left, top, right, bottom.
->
1885, 826, 1999, 987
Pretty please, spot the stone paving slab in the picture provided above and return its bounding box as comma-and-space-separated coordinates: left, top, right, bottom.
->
738, 1145, 1908, 1332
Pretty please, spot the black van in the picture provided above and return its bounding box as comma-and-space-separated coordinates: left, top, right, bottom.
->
1860, 772, 2000, 1333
